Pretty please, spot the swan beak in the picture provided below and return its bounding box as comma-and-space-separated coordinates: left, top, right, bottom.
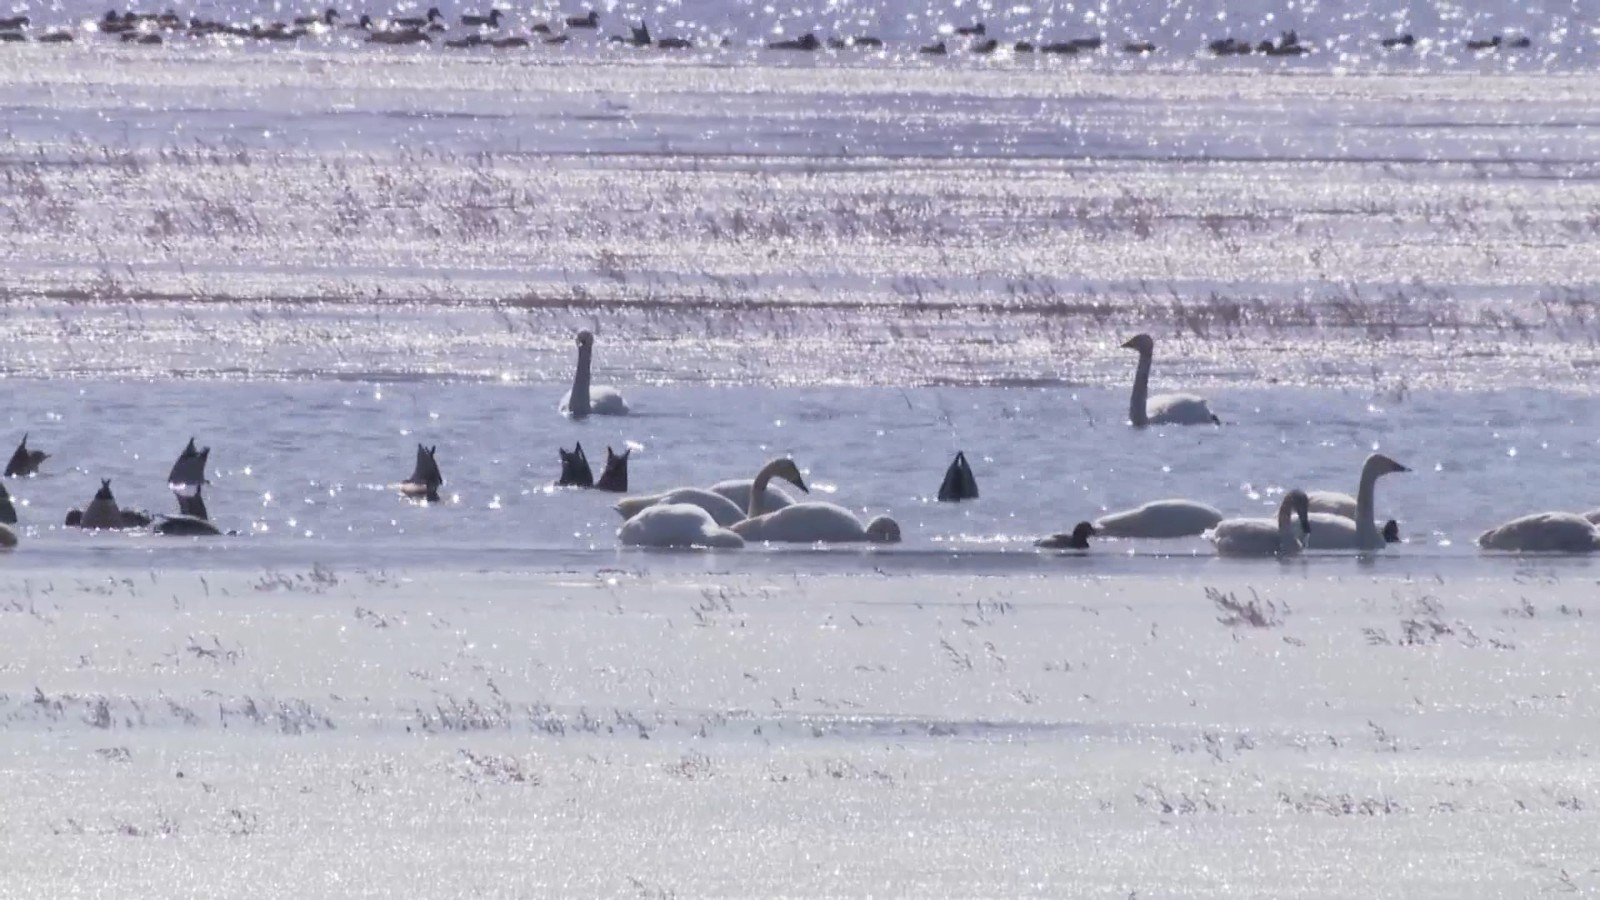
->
794, 475, 810, 494
1395, 463, 1411, 473
1119, 337, 1137, 349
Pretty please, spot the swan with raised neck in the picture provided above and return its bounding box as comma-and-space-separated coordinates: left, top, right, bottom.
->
1122, 333, 1219, 427
746, 458, 809, 518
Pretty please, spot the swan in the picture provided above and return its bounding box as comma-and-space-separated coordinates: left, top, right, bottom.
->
1122, 334, 1219, 427
400, 444, 443, 503
1305, 490, 1357, 518
731, 506, 901, 544
937, 451, 979, 502
559, 330, 629, 418
1208, 490, 1311, 556
5, 433, 47, 477
1036, 521, 1096, 549
614, 458, 808, 526
1478, 513, 1600, 553
618, 503, 744, 549
1094, 499, 1222, 538
1300, 454, 1409, 551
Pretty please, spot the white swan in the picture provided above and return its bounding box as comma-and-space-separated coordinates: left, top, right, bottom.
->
1305, 490, 1357, 518
1208, 489, 1310, 556
618, 503, 744, 549
558, 330, 629, 417
1479, 512, 1600, 553
1301, 454, 1409, 551
1122, 333, 1219, 427
614, 458, 809, 525
731, 506, 901, 544
1094, 499, 1223, 538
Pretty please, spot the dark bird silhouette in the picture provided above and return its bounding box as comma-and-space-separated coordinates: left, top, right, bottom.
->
1036, 521, 1097, 550
937, 452, 979, 502
5, 434, 47, 478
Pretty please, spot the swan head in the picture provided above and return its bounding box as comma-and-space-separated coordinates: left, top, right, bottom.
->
865, 516, 902, 544
1120, 333, 1155, 354
575, 329, 594, 348
1364, 453, 1410, 477
1383, 519, 1401, 543
766, 457, 809, 493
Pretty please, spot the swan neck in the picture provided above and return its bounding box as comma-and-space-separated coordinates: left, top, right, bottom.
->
1356, 465, 1379, 547
570, 342, 592, 416
1129, 350, 1152, 427
748, 460, 781, 519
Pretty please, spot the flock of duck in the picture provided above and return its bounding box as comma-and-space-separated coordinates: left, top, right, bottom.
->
0, 328, 1593, 555
0, 8, 1542, 58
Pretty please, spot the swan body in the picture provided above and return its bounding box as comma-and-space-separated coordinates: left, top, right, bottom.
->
559, 330, 629, 417
707, 479, 796, 515
1306, 490, 1357, 519
1318, 453, 1409, 551
618, 503, 744, 549
1122, 333, 1219, 427
616, 466, 802, 522
1583, 510, 1600, 525
1478, 513, 1600, 553
731, 504, 901, 544
1208, 490, 1310, 557
1094, 499, 1222, 538
1036, 521, 1096, 549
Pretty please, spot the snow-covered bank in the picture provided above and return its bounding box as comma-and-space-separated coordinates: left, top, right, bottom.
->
3, 566, 1596, 896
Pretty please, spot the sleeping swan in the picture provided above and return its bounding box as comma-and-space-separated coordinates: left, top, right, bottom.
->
1479, 512, 1600, 553
1094, 499, 1223, 538
1301, 454, 1409, 551
614, 458, 809, 527
559, 330, 629, 417
1207, 489, 1310, 556
618, 503, 744, 549
1122, 333, 1219, 427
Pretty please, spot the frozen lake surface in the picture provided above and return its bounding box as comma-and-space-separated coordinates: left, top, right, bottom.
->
3, 35, 1600, 897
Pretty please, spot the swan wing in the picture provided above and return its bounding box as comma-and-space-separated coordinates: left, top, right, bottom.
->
1209, 517, 1298, 556
709, 479, 795, 514
1478, 512, 1600, 553
730, 502, 869, 543
1306, 491, 1358, 519
1146, 393, 1218, 426
619, 503, 744, 549
1095, 499, 1222, 538
1303, 512, 1361, 550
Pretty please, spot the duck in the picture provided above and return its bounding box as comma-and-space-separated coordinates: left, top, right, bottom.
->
565, 9, 599, 29
970, 38, 999, 54
1094, 499, 1224, 538
1208, 489, 1311, 556
936, 451, 979, 502
919, 40, 947, 55
654, 35, 691, 49
1122, 40, 1156, 53
0, 15, 30, 28
0, 481, 16, 525
1122, 333, 1220, 426
367, 27, 430, 42
954, 22, 984, 36
1380, 33, 1414, 48
731, 503, 902, 545
559, 329, 629, 417
619, 503, 744, 549
1207, 36, 1250, 55
399, 443, 443, 503
556, 443, 594, 487
444, 33, 484, 46
460, 8, 502, 27
391, 6, 442, 28
1040, 41, 1082, 54
1465, 35, 1501, 50
595, 446, 629, 493
36, 31, 74, 41
1300, 454, 1410, 550
5, 433, 48, 478
1478, 512, 1600, 553
122, 32, 162, 44
168, 437, 209, 490
0, 32, 25, 42
1035, 521, 1096, 550
66, 480, 152, 530
489, 35, 527, 47
767, 32, 819, 51
614, 458, 806, 526
826, 35, 882, 48
293, 8, 338, 26
1013, 40, 1035, 52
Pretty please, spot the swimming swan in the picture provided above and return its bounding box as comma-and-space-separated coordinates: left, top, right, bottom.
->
1301, 454, 1409, 550
937, 451, 979, 502
1036, 521, 1096, 549
1479, 512, 1600, 553
618, 503, 745, 549
614, 459, 804, 524
1094, 499, 1223, 538
559, 330, 629, 418
1122, 333, 1219, 427
1208, 489, 1311, 556
728, 460, 901, 544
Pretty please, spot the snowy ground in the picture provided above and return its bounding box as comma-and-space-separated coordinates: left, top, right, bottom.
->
3, 566, 1598, 897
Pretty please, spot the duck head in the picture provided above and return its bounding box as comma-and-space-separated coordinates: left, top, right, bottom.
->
1383, 519, 1401, 543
